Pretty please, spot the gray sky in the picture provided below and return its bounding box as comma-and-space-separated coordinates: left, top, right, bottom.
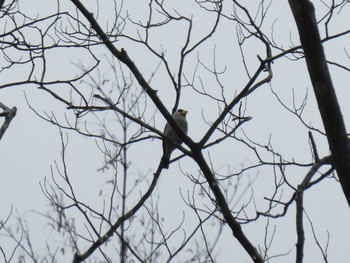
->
1, 0, 350, 262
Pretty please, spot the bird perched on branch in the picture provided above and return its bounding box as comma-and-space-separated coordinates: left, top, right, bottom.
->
161, 109, 188, 169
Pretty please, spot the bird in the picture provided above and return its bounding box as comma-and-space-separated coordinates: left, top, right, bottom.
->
161, 109, 188, 169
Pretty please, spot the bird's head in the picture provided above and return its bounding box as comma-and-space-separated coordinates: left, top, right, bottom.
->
177, 109, 188, 117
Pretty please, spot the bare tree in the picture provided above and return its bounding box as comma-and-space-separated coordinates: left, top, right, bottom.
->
1, 0, 350, 262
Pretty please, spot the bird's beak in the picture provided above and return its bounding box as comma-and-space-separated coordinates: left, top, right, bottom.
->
182, 110, 188, 116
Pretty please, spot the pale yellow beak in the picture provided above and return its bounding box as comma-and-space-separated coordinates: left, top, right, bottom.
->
181, 110, 188, 116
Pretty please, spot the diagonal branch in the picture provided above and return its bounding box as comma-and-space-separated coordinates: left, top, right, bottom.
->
200, 60, 270, 146
70, 0, 193, 149
73, 168, 163, 263
0, 103, 17, 141
193, 147, 263, 263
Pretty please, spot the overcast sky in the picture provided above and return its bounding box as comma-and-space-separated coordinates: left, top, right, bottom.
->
1, 1, 350, 262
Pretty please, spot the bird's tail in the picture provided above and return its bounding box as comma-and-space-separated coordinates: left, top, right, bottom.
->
160, 155, 170, 169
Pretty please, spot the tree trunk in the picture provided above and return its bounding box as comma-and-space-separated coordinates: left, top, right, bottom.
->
288, 0, 350, 206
